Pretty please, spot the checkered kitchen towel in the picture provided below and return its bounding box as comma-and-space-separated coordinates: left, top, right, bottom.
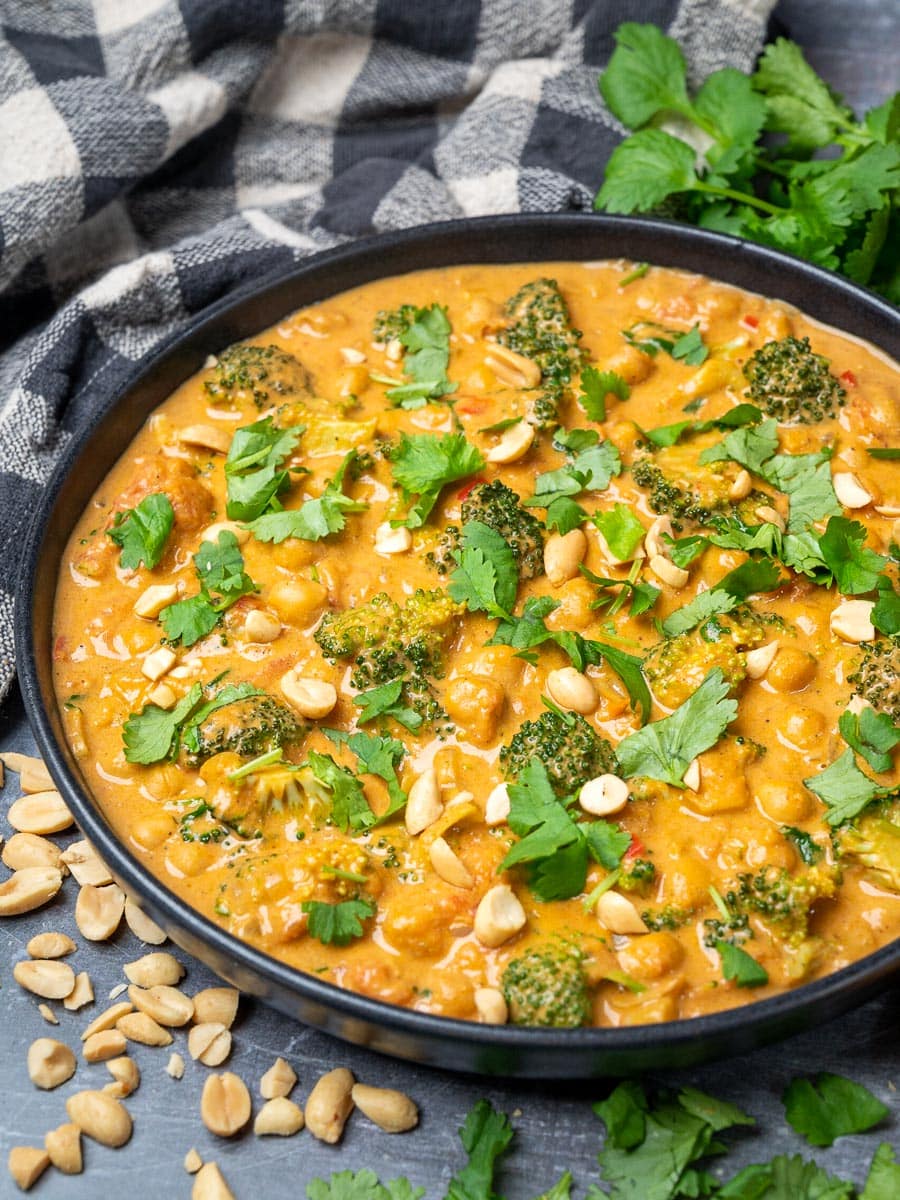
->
0, 0, 776, 697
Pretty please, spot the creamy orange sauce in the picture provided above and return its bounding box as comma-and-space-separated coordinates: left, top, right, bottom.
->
53, 261, 900, 1028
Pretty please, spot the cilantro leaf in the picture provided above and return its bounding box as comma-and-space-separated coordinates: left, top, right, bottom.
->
304, 751, 374, 833
224, 417, 302, 521
179, 682, 266, 756
158, 594, 221, 646
385, 303, 457, 407
781, 826, 824, 865
818, 516, 887, 595
873, 579, 900, 635
533, 1173, 573, 1200
445, 1100, 514, 1200
247, 451, 367, 543
599, 22, 691, 128
867, 447, 900, 460
328, 729, 407, 822
545, 497, 589, 533
861, 1144, 900, 1200
596, 129, 699, 213
783, 1073, 888, 1147
594, 1081, 648, 1151
579, 365, 630, 422
302, 897, 377, 947
718, 1153, 854, 1199
803, 747, 893, 825
839, 707, 900, 774
108, 493, 174, 571
716, 940, 769, 988
122, 683, 203, 765
390, 432, 485, 528
661, 557, 782, 637
583, 820, 632, 870
159, 531, 257, 647
306, 1172, 424, 1200
670, 324, 708, 366
641, 403, 762, 449
528, 433, 621, 508
449, 520, 518, 617
354, 679, 423, 733
678, 1087, 754, 1132
754, 38, 856, 152
616, 668, 737, 786
593, 504, 646, 561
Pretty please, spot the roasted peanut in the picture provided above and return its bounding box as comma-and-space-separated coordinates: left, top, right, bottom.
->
123, 951, 184, 988
201, 1072, 252, 1138
304, 1067, 355, 1144
351, 1084, 419, 1133
65, 1090, 133, 1148
260, 1057, 297, 1099
254, 1097, 305, 1136
14, 960, 76, 1000
44, 1123, 82, 1175
26, 931, 75, 959
192, 987, 239, 1028
27, 1038, 77, 1090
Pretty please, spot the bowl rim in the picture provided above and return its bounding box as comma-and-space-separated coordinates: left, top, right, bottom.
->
17, 212, 900, 1072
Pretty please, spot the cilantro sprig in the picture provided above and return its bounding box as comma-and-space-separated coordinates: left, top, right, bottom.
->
122, 679, 264, 765
224, 417, 303, 522
526, 429, 622, 531
803, 748, 896, 826
372, 303, 458, 409
247, 450, 367, 543
390, 432, 485, 528
108, 492, 174, 571
302, 897, 377, 947
159, 530, 258, 647
596, 24, 900, 299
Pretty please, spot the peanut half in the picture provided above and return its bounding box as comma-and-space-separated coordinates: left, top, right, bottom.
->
253, 1097, 305, 1136
27, 1038, 77, 1090
305, 1067, 355, 1144
351, 1084, 419, 1133
201, 1073, 252, 1138
65, 1090, 133, 1148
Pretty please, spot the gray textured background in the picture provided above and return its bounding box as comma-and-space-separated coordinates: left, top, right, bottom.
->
2, 1, 899, 1194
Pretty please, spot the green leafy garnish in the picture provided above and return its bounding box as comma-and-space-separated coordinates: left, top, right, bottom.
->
159, 530, 258, 647
803, 748, 895, 826
641, 403, 763, 448
818, 517, 887, 596
354, 679, 423, 732
716, 940, 769, 988
781, 826, 824, 866
621, 321, 708, 365
526, 429, 622, 511
380, 303, 458, 408
660, 557, 782, 637
783, 1074, 888, 1148
593, 504, 646, 562
861, 1144, 900, 1200
224, 417, 303, 521
247, 451, 367, 543
326, 729, 407, 822
579, 365, 630, 422
718, 1154, 855, 1199
449, 520, 519, 618
304, 751, 375, 833
616, 668, 737, 786
123, 679, 264, 765
838, 708, 900, 774
108, 493, 174, 571
302, 897, 377, 946
390, 432, 485, 528
867, 448, 900, 460
307, 1171, 423, 1200
445, 1099, 514, 1200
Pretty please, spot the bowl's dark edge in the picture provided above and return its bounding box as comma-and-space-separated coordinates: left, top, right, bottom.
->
16, 213, 900, 1079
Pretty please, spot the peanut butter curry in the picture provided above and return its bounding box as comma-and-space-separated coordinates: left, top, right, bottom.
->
53, 261, 900, 1029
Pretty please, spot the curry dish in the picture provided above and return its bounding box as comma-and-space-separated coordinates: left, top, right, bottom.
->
52, 261, 900, 1029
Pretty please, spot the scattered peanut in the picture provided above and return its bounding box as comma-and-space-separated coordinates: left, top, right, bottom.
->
280, 669, 338, 719
166, 1052, 186, 1080
201, 1072, 252, 1138
179, 424, 231, 453
483, 344, 541, 389
184, 1148, 203, 1174
192, 1162, 236, 1200
117, 1011, 172, 1047
474, 986, 508, 1025
544, 528, 587, 586
405, 767, 443, 835
374, 522, 413, 555
254, 1097, 305, 1136
682, 758, 701, 792
193, 987, 240, 1029
123, 897, 167, 945
134, 582, 179, 619
831, 598, 876, 643
26, 931, 75, 959
7, 1146, 50, 1192
484, 781, 511, 826
728, 469, 753, 501
596, 890, 648, 935
260, 1057, 297, 1099
579, 774, 630, 817
38, 1004, 58, 1025
546, 666, 598, 715
0, 753, 53, 792
351, 1084, 418, 1133
63, 972, 94, 1011
243, 609, 282, 643
128, 982, 194, 1026
81, 1001, 133, 1040
0, 867, 63, 916
755, 504, 786, 531
3, 833, 62, 872
486, 419, 535, 464
123, 952, 184, 989
27, 1038, 77, 1090
745, 641, 779, 679
305, 1067, 355, 1144
83, 1030, 128, 1063
14, 959, 76, 1000
75, 882, 125, 941
428, 837, 474, 888
644, 515, 674, 559
105, 1056, 140, 1098
44, 1123, 82, 1175
474, 884, 527, 948
833, 471, 872, 508
7, 790, 73, 835
60, 840, 113, 887
648, 553, 689, 588
66, 1090, 133, 1148
188, 1023, 232, 1066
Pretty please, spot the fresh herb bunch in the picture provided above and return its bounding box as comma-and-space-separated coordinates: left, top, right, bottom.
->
595, 24, 900, 300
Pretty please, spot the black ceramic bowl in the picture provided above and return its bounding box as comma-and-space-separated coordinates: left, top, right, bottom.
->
18, 215, 900, 1078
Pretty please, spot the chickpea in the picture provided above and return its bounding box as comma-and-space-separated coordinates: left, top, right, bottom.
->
272, 538, 317, 571
767, 646, 817, 693
605, 344, 654, 385
444, 676, 505, 746
617, 931, 684, 982
661, 855, 709, 911
618, 993, 679, 1025
268, 579, 327, 626
141, 763, 185, 801
165, 839, 215, 878
755, 781, 812, 824
784, 706, 826, 748
131, 811, 176, 851
545, 578, 595, 631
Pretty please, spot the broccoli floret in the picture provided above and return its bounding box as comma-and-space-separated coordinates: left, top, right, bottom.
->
372, 305, 417, 345
836, 799, 900, 894
631, 458, 767, 531
727, 864, 840, 949
429, 481, 545, 579
643, 607, 775, 709
187, 695, 301, 764
500, 709, 617, 797
497, 279, 584, 429
619, 859, 656, 895
314, 589, 462, 722
642, 904, 692, 932
848, 637, 900, 724
204, 343, 312, 409
743, 335, 846, 424
501, 943, 590, 1027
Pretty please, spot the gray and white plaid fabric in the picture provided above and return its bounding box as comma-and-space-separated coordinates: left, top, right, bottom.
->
0, 0, 776, 696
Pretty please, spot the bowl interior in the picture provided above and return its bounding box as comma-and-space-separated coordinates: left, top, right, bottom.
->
19, 214, 900, 1077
